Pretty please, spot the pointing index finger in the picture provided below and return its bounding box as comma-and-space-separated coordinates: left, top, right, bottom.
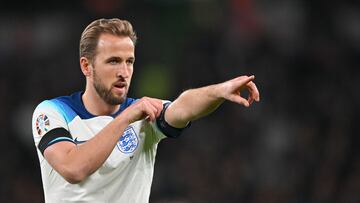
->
235, 75, 255, 86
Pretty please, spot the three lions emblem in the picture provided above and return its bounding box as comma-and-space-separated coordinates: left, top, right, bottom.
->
116, 126, 139, 154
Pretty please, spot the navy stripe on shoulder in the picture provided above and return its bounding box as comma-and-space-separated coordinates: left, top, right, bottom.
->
52, 91, 138, 119
54, 91, 93, 119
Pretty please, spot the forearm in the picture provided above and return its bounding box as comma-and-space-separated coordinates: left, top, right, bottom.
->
45, 116, 129, 183
165, 84, 225, 128
70, 117, 128, 175
45, 97, 164, 183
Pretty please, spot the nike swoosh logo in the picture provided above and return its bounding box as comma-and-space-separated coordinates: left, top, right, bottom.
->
74, 137, 87, 144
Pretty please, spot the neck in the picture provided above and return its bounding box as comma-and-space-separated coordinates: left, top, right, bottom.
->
82, 86, 120, 116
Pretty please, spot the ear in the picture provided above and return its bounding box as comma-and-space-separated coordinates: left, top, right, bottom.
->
80, 57, 92, 77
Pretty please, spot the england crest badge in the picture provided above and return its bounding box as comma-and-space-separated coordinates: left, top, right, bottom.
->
116, 126, 139, 154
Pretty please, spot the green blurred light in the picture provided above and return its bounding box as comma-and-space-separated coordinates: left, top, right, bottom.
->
136, 64, 172, 98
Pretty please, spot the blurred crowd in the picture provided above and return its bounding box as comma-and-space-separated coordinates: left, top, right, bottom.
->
0, 0, 359, 202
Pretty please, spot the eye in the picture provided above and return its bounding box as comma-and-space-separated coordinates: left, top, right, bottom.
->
109, 60, 119, 65
126, 59, 134, 65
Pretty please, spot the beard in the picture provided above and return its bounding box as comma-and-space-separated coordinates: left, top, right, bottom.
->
93, 69, 127, 105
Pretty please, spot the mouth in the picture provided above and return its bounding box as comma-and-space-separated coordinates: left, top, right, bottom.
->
114, 83, 126, 88
112, 81, 127, 93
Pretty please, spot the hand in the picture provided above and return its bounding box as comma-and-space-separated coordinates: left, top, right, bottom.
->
220, 75, 260, 107
121, 97, 163, 124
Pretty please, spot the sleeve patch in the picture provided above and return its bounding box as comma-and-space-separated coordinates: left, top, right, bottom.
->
35, 114, 50, 136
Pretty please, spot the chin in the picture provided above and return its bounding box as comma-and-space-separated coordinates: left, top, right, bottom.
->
112, 94, 127, 105
117, 96, 126, 104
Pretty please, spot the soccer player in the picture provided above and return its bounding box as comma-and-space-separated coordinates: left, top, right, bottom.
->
32, 18, 260, 202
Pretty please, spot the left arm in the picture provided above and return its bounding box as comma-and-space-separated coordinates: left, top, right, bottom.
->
165, 75, 260, 128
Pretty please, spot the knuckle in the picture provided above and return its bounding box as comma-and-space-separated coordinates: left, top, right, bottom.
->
140, 96, 149, 101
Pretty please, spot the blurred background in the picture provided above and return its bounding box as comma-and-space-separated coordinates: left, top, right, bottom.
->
1, 0, 359, 202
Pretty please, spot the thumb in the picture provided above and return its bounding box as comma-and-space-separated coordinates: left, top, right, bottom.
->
228, 94, 250, 107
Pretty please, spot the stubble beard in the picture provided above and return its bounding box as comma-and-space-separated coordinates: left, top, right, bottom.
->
93, 69, 127, 105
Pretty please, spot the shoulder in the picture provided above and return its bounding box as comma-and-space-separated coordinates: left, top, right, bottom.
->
121, 97, 138, 108
33, 92, 83, 123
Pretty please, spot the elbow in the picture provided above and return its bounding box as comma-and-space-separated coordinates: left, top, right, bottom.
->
60, 165, 89, 184
64, 175, 85, 184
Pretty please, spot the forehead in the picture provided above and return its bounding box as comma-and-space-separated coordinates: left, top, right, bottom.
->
96, 33, 135, 57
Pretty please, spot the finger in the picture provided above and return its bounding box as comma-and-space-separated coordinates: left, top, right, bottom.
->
245, 83, 255, 104
147, 98, 164, 117
144, 102, 158, 122
233, 76, 257, 104
144, 107, 156, 122
246, 82, 260, 102
144, 97, 163, 110
246, 81, 260, 102
228, 94, 250, 107
248, 94, 254, 105
234, 75, 255, 88
148, 98, 163, 117
142, 97, 163, 118
138, 99, 156, 122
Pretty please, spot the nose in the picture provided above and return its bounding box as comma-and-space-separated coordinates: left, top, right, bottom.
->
116, 62, 130, 78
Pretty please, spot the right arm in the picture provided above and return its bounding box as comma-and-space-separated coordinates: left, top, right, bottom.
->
42, 97, 163, 184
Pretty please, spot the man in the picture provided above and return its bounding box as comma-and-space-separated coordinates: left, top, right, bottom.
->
32, 18, 260, 202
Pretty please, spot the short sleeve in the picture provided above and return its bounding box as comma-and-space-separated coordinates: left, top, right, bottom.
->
32, 100, 70, 149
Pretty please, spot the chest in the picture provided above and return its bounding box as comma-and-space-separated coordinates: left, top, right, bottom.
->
67, 116, 159, 169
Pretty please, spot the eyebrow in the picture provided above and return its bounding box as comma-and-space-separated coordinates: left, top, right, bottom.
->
105, 56, 135, 62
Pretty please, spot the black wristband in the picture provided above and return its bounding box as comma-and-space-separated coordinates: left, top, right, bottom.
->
156, 102, 190, 138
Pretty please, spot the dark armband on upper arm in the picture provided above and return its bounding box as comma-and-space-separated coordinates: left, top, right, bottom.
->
38, 127, 75, 155
156, 102, 191, 138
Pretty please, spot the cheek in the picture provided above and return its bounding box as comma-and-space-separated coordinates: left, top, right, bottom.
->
102, 65, 116, 76
127, 67, 134, 79
129, 70, 134, 82
93, 67, 114, 85
129, 68, 134, 77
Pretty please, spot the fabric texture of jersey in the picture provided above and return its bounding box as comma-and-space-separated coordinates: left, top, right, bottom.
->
32, 91, 170, 203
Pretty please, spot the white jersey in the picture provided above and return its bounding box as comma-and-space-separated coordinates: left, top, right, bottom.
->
32, 92, 174, 203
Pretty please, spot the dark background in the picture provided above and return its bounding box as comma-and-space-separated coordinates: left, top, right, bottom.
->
0, 0, 359, 202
